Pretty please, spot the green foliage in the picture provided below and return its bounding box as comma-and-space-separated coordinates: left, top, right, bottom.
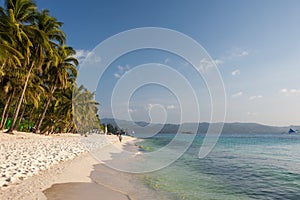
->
0, 0, 101, 134
72, 84, 101, 134
105, 123, 123, 135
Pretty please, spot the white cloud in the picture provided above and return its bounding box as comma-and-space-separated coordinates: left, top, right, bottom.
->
114, 64, 130, 78
231, 69, 240, 76
75, 49, 101, 64
75, 49, 90, 64
87, 52, 102, 63
117, 64, 129, 72
280, 88, 300, 95
166, 105, 175, 110
249, 95, 263, 100
75, 49, 89, 58
197, 58, 223, 73
197, 59, 208, 72
232, 49, 250, 57
228, 49, 250, 59
114, 73, 121, 78
147, 103, 165, 111
214, 59, 224, 65
164, 58, 171, 64
148, 103, 155, 109
232, 91, 243, 98
117, 65, 124, 71
237, 51, 249, 57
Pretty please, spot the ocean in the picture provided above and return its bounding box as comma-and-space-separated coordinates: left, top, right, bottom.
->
136, 133, 300, 200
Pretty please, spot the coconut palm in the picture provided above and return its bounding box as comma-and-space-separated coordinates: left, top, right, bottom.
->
0, 0, 101, 134
3, 0, 41, 133
35, 45, 78, 133
72, 84, 100, 135
0, 6, 25, 129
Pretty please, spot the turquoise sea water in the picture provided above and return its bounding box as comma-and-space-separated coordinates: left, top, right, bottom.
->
137, 133, 300, 200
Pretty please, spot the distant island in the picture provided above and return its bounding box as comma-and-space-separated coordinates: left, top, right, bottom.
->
101, 118, 299, 134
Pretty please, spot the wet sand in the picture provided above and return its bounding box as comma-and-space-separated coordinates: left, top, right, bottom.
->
43, 182, 130, 200
43, 136, 167, 200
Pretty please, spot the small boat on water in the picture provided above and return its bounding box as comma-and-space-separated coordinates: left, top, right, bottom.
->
289, 128, 297, 134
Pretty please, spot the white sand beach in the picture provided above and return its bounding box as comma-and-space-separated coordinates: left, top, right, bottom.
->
0, 131, 140, 200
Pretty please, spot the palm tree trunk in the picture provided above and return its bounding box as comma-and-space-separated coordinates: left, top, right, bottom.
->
3, 91, 21, 131
15, 104, 26, 130
66, 122, 73, 133
36, 85, 56, 133
61, 126, 64, 133
6, 61, 35, 133
1, 60, 5, 68
27, 106, 35, 131
33, 111, 42, 130
0, 89, 14, 129
2, 110, 10, 130
0, 59, 6, 72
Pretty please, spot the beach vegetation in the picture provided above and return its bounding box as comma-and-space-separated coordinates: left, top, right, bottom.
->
0, 0, 101, 134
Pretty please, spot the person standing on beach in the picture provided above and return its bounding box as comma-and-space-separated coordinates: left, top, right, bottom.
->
118, 133, 122, 142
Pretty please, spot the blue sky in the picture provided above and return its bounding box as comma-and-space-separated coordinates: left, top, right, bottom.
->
3, 0, 300, 126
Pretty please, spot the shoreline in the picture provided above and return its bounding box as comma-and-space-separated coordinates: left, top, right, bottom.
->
43, 153, 133, 200
0, 131, 123, 199
0, 131, 162, 200
43, 136, 166, 200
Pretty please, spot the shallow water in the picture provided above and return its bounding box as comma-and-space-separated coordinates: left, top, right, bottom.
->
138, 133, 300, 199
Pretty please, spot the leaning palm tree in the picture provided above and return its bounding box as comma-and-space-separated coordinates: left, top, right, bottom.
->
14, 74, 45, 130
1, 1, 100, 134
3, 0, 48, 133
52, 84, 75, 133
0, 6, 24, 71
0, 6, 24, 130
35, 46, 78, 133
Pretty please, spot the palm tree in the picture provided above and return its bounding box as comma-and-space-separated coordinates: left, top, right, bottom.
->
36, 9, 65, 48
35, 46, 78, 133
72, 84, 100, 135
0, 64, 25, 130
0, 6, 24, 130
0, 7, 24, 70
0, 1, 101, 134
4, 0, 42, 133
51, 83, 75, 133
14, 74, 45, 130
